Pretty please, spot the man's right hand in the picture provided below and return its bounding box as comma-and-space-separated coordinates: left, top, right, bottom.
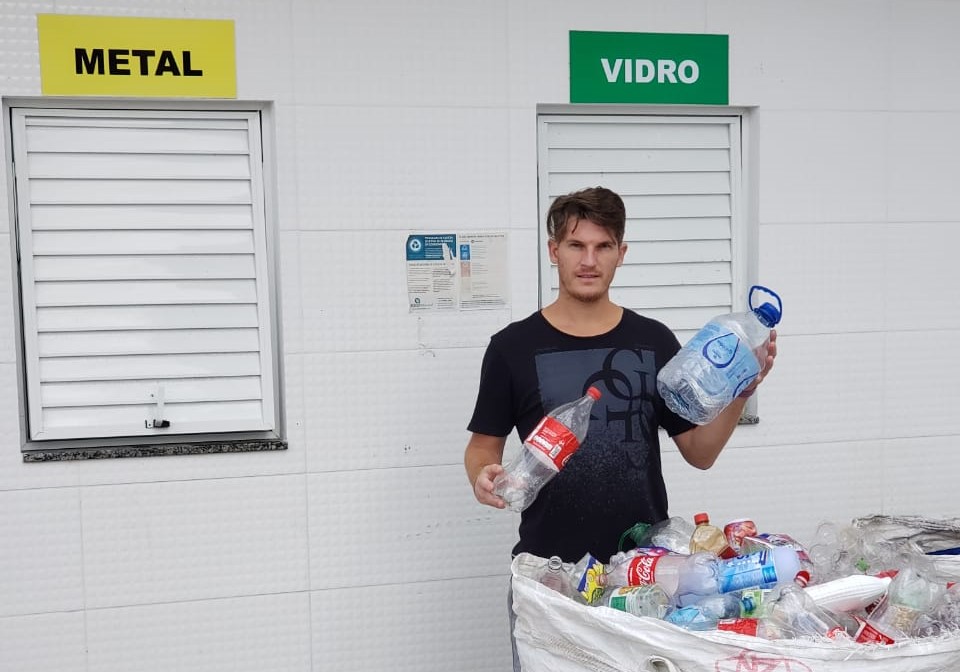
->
464, 432, 509, 508
473, 463, 507, 509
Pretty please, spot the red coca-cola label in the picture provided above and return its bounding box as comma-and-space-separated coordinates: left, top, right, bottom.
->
856, 622, 896, 645
626, 555, 659, 586
524, 416, 580, 469
717, 618, 759, 636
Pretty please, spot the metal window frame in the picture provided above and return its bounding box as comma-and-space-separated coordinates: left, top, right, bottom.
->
3, 97, 286, 454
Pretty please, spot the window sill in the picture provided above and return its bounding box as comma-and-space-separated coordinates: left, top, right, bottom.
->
22, 439, 287, 462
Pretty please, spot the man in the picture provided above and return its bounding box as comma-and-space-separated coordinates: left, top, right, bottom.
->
463, 186, 776, 668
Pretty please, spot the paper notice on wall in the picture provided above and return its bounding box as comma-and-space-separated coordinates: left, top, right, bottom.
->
405, 231, 509, 312
406, 234, 459, 311
458, 231, 509, 310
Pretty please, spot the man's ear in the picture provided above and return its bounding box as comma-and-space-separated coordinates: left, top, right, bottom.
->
617, 242, 628, 267
547, 239, 560, 264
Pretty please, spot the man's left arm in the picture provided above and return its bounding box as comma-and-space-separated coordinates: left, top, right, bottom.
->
673, 330, 778, 469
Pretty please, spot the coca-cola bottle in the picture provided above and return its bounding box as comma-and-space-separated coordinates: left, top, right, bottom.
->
604, 551, 720, 606
492, 387, 601, 512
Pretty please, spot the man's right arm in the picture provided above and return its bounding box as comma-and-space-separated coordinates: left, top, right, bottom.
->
464, 432, 508, 509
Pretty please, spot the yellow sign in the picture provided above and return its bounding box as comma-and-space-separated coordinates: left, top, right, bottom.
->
37, 14, 236, 98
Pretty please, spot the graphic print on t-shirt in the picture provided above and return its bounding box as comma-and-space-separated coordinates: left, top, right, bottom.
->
535, 346, 659, 454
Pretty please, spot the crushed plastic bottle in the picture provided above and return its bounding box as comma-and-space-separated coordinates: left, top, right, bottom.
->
723, 518, 758, 554
856, 566, 947, 644
741, 533, 815, 581
634, 516, 696, 555
915, 583, 960, 637
492, 387, 601, 512
570, 552, 607, 605
759, 571, 849, 640
666, 592, 753, 631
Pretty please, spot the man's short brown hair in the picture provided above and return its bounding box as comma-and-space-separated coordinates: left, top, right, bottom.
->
546, 187, 626, 245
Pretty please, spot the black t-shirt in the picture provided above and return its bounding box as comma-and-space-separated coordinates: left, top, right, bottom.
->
468, 309, 694, 563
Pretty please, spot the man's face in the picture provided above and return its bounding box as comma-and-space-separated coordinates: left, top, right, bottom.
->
548, 217, 626, 303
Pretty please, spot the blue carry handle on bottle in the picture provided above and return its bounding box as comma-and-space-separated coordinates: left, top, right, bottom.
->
749, 285, 783, 328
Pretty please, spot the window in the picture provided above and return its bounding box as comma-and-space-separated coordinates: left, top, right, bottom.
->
6, 101, 283, 454
537, 108, 759, 420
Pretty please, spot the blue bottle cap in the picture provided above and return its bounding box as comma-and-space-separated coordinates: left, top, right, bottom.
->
749, 286, 782, 327
753, 302, 781, 327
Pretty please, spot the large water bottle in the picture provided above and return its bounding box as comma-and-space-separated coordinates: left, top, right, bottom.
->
657, 285, 783, 425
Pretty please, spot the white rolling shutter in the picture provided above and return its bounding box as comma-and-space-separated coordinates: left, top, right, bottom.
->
11, 108, 277, 441
537, 114, 748, 345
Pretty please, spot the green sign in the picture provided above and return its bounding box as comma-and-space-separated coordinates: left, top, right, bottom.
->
570, 31, 728, 105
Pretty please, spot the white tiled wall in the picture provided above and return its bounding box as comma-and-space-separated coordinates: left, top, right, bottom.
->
1, 1, 959, 670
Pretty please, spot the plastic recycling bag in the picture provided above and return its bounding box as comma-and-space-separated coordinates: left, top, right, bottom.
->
511, 552, 960, 672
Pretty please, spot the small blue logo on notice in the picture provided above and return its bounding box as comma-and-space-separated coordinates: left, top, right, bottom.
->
408, 237, 423, 254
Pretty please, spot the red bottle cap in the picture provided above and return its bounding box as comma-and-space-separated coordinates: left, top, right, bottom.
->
794, 570, 811, 587
693, 512, 709, 525
586, 387, 601, 400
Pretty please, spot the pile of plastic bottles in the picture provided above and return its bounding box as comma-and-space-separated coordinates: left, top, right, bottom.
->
533, 513, 960, 644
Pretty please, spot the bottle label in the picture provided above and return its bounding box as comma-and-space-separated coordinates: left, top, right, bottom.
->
723, 519, 758, 552
856, 621, 896, 645
717, 617, 759, 636
524, 416, 580, 470
685, 322, 761, 397
717, 551, 779, 593
607, 586, 664, 617
575, 554, 605, 604
625, 555, 660, 586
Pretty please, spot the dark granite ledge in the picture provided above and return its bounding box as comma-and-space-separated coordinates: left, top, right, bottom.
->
23, 439, 287, 462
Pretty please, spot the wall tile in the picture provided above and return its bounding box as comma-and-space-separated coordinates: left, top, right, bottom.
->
308, 467, 517, 589
883, 223, 960, 331
87, 593, 311, 672
82, 475, 308, 608
303, 348, 485, 472
882, 330, 960, 438
758, 222, 886, 335
312, 576, 512, 672
879, 436, 960, 515
0, 487, 83, 616
887, 113, 960, 222
709, 0, 889, 110
758, 111, 887, 224
0, 611, 86, 672
888, 0, 960, 111
293, 105, 511, 231
291, 0, 508, 107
